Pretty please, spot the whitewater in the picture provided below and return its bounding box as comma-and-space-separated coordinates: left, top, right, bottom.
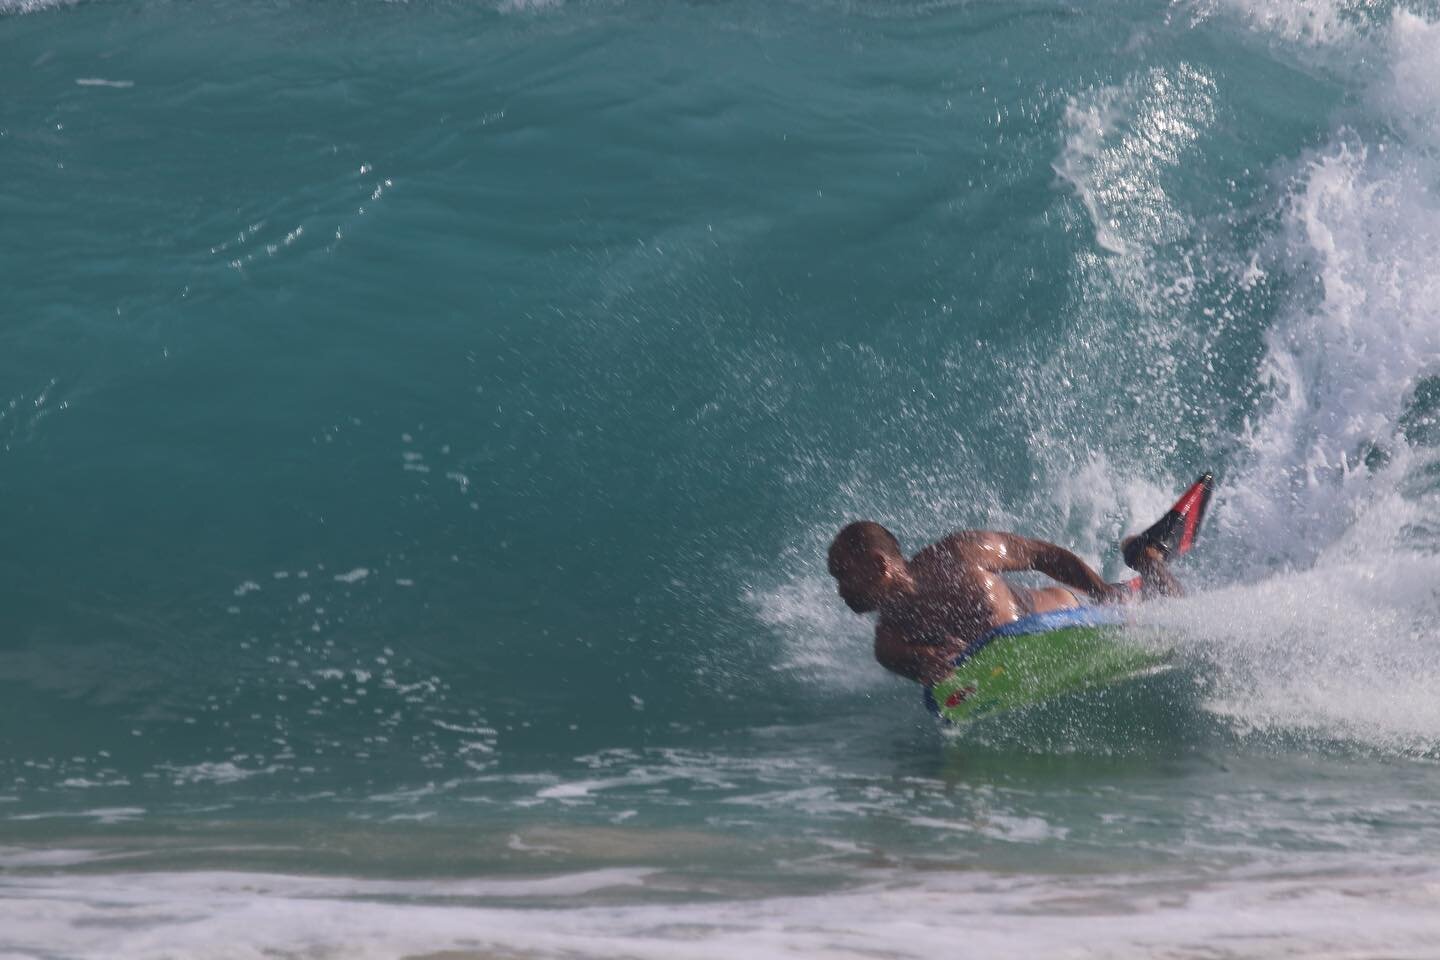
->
5, 0, 1440, 956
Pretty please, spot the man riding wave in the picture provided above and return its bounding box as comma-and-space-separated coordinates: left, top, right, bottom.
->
827, 520, 1183, 687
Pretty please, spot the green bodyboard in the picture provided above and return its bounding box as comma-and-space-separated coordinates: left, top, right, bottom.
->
929, 624, 1170, 725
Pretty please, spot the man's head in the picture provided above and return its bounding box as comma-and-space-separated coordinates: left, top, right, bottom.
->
827, 521, 908, 613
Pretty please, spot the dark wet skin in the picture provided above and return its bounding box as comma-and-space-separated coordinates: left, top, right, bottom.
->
828, 529, 1177, 687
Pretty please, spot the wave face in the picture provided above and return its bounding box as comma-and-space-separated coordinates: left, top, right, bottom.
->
6, 0, 1440, 955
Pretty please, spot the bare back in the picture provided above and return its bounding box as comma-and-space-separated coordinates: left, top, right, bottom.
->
872, 530, 1105, 686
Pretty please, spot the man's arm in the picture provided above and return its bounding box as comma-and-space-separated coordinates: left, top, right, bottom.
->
942, 530, 1122, 603
873, 620, 961, 687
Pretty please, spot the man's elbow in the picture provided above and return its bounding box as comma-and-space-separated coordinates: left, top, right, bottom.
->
873, 641, 903, 675
875, 639, 940, 685
873, 637, 915, 679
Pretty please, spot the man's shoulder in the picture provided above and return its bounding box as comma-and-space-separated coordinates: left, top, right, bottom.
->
935, 528, 1004, 545
917, 529, 1008, 562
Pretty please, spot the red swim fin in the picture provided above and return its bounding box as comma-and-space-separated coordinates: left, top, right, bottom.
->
1125, 472, 1214, 565
1121, 472, 1214, 590
1175, 473, 1213, 554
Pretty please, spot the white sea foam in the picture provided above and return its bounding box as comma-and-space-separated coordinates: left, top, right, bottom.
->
1221, 144, 1440, 563
1166, 7, 1440, 754
1036, 59, 1227, 517
498, 0, 565, 12
1001, 0, 1440, 759
746, 576, 878, 690
158, 762, 274, 786
1197, 0, 1363, 46
7, 807, 145, 824
0, 0, 82, 14
536, 763, 721, 801
0, 847, 107, 868
1053, 65, 1216, 282
2, 863, 1439, 959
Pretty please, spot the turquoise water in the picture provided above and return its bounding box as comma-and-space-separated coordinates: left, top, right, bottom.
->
5, 0, 1440, 956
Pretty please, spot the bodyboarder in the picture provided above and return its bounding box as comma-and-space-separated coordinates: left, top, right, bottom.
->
826, 475, 1209, 687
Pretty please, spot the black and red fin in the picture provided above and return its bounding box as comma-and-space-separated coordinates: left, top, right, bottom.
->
1164, 472, 1213, 556
1121, 472, 1214, 587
